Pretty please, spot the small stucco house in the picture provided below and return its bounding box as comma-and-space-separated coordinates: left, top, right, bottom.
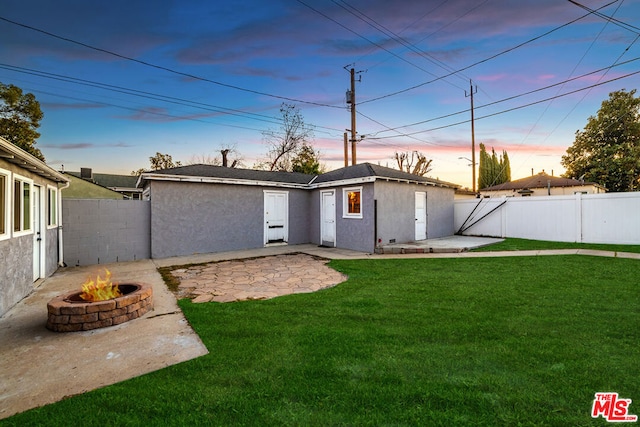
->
138, 163, 457, 258
0, 136, 68, 316
480, 171, 606, 197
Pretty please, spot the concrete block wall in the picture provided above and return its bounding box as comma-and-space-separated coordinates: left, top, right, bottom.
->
62, 199, 150, 266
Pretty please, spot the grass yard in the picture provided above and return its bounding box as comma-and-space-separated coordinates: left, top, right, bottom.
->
3, 255, 639, 426
473, 237, 640, 254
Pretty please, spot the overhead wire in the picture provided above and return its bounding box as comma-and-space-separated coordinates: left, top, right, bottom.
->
0, 15, 343, 110
359, 0, 620, 105
368, 55, 640, 137
329, 0, 469, 91
0, 63, 346, 136
367, 68, 640, 140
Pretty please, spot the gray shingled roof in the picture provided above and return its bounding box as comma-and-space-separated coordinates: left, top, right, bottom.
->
67, 171, 139, 188
314, 163, 457, 187
481, 172, 604, 191
141, 163, 458, 188
147, 164, 316, 185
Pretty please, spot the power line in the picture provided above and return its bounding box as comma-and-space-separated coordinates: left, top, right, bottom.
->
0, 15, 343, 110
330, 0, 469, 91
0, 63, 345, 136
568, 0, 640, 34
371, 55, 640, 136
368, 68, 640, 140
359, 0, 619, 105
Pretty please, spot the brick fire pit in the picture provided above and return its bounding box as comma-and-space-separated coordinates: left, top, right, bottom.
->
46, 283, 153, 332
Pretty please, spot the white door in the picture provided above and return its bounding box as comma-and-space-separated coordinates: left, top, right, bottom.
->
415, 191, 427, 241
320, 190, 336, 246
32, 185, 43, 281
264, 191, 288, 244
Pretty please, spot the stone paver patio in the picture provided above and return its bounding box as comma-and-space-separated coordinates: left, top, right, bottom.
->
170, 253, 348, 303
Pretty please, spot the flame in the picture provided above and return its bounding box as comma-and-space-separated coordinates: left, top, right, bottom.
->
79, 268, 121, 302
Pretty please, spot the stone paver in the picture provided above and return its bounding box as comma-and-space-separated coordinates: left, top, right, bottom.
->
170, 253, 348, 303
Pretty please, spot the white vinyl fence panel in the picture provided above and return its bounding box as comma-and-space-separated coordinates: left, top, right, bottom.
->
455, 192, 640, 244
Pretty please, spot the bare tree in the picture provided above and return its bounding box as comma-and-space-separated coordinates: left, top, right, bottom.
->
189, 144, 242, 168
393, 151, 433, 176
261, 103, 314, 171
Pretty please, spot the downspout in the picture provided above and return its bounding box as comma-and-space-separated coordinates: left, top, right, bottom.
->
57, 180, 70, 267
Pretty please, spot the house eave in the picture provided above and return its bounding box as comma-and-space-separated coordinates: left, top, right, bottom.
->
139, 173, 310, 189
310, 175, 457, 189
0, 137, 68, 183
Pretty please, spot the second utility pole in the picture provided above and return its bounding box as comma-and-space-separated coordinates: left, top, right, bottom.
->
465, 80, 477, 193
350, 68, 357, 165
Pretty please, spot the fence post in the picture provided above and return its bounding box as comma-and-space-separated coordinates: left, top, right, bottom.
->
574, 192, 582, 243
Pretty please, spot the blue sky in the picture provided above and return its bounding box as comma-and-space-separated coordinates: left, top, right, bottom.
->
1, 0, 639, 188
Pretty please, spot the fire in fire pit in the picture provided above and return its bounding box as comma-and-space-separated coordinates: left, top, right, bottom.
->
46, 269, 153, 332
79, 268, 121, 302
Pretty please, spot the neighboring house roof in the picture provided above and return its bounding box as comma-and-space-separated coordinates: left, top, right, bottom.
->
68, 172, 138, 188
62, 173, 124, 199
138, 163, 459, 189
0, 136, 68, 183
481, 172, 606, 192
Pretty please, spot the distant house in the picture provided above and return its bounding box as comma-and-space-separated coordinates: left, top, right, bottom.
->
137, 163, 458, 258
65, 168, 141, 200
480, 171, 606, 197
62, 173, 123, 200
0, 136, 68, 316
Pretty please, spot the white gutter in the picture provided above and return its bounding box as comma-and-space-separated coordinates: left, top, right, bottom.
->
140, 173, 311, 189
57, 180, 70, 267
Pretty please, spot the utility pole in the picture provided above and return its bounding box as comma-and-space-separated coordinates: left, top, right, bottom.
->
343, 132, 349, 167
349, 68, 357, 165
345, 66, 364, 166
465, 80, 477, 192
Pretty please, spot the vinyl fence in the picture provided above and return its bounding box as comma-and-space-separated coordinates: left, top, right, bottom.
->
454, 192, 640, 244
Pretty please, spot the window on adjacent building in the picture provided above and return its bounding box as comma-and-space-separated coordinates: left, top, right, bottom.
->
0, 170, 7, 238
343, 187, 363, 218
48, 186, 58, 227
13, 176, 32, 234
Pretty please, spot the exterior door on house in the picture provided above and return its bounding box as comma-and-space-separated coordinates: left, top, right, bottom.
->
32, 184, 43, 281
415, 191, 427, 241
264, 190, 288, 245
320, 190, 336, 247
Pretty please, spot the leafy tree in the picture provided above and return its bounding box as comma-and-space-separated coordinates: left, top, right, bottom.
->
149, 152, 181, 170
393, 151, 433, 176
292, 143, 322, 174
0, 82, 45, 160
478, 143, 511, 189
260, 103, 315, 172
561, 89, 640, 192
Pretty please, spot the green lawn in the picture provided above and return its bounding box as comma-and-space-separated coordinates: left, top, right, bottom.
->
473, 237, 640, 254
3, 256, 639, 426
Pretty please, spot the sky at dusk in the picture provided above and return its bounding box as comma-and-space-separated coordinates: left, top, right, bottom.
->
2, 0, 639, 188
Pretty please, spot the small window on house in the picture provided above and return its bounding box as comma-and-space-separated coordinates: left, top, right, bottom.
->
343, 187, 363, 218
48, 187, 58, 227
13, 176, 32, 234
0, 171, 7, 238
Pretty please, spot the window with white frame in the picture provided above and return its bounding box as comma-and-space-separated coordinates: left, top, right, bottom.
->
47, 186, 58, 227
13, 175, 32, 234
0, 169, 8, 239
342, 186, 363, 218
